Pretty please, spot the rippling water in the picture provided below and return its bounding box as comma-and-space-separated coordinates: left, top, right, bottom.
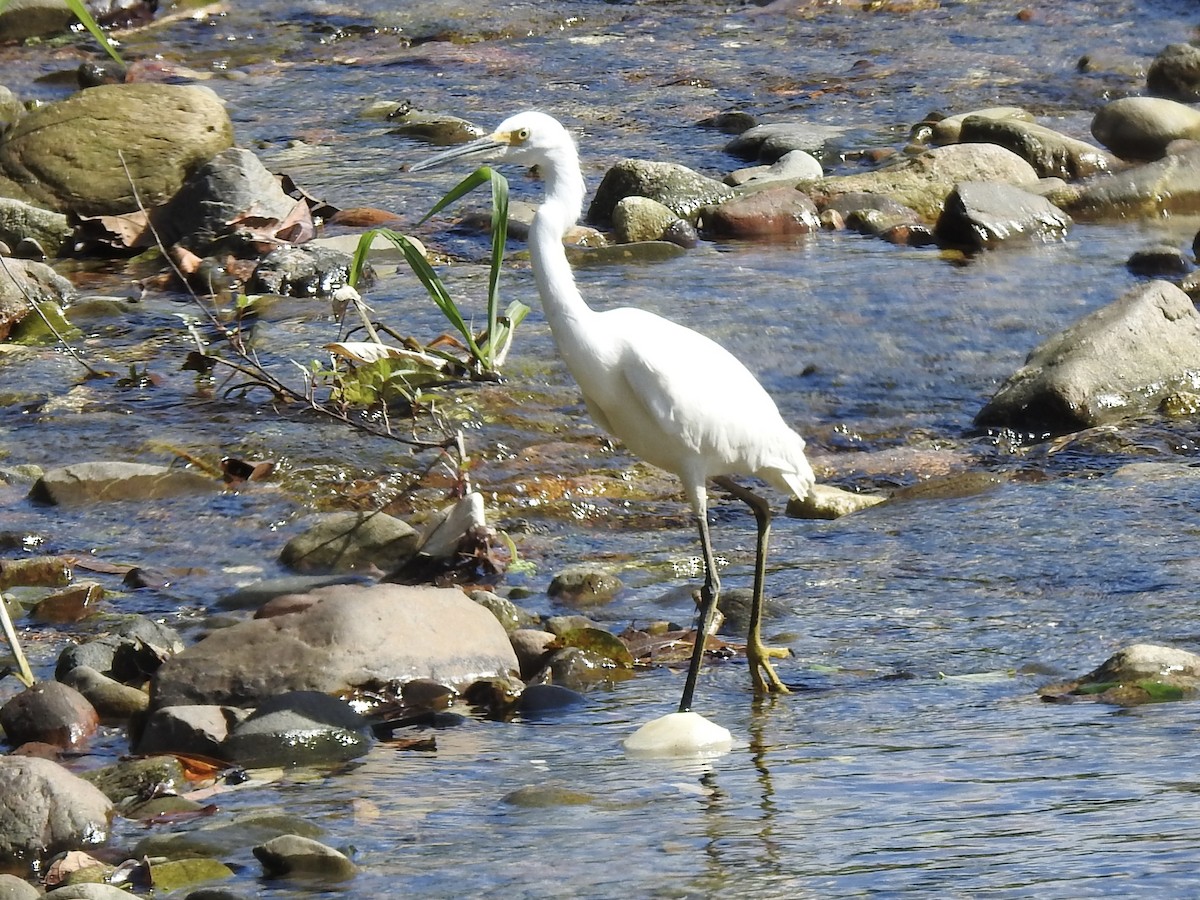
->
6, 0, 1200, 896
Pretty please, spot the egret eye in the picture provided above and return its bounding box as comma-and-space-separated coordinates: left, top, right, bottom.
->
515, 128, 530, 142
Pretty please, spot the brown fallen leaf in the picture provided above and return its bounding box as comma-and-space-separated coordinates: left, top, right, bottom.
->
220, 456, 276, 485
44, 850, 106, 887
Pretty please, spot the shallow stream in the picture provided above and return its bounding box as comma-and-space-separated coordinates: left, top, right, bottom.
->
4, 0, 1200, 896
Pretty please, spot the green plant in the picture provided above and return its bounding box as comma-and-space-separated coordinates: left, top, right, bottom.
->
348, 166, 529, 380
0, 0, 125, 64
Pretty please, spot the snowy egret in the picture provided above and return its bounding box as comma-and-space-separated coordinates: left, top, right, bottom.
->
411, 112, 815, 710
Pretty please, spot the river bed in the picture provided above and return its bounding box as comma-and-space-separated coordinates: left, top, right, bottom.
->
3, 0, 1200, 896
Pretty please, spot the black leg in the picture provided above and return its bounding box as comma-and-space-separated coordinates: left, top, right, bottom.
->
678, 507, 721, 713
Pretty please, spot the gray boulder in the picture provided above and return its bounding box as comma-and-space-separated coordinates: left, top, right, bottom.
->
160, 147, 300, 252
0, 756, 112, 861
975, 280, 1200, 434
248, 245, 356, 297
722, 122, 845, 162
253, 834, 357, 880
957, 116, 1116, 180
0, 682, 98, 749
1056, 143, 1200, 218
279, 511, 420, 575
1091, 96, 1200, 160
817, 143, 1039, 220
936, 181, 1071, 248
151, 583, 520, 707
221, 691, 373, 768
927, 106, 1034, 144
1147, 43, 1200, 102
0, 84, 233, 216
0, 199, 71, 258
1040, 643, 1200, 705
588, 159, 734, 223
0, 258, 75, 339
0, 873, 38, 900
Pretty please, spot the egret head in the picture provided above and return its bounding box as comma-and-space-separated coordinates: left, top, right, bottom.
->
410, 110, 575, 173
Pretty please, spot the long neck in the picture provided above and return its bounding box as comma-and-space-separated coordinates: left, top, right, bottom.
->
529, 146, 592, 337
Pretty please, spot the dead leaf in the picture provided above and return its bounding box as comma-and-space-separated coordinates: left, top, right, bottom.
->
44, 850, 106, 887
220, 456, 276, 485
73, 210, 154, 251
329, 207, 403, 227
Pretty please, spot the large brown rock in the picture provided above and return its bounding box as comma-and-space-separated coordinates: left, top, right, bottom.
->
0, 84, 234, 216
150, 583, 520, 707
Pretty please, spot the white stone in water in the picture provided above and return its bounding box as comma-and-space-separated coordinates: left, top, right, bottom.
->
623, 712, 734, 758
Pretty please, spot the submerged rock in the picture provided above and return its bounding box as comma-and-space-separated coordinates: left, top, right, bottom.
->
548, 565, 623, 607
976, 280, 1200, 434
150, 583, 520, 707
248, 245, 357, 297
30, 462, 216, 506
221, 691, 373, 768
1040, 644, 1200, 705
253, 834, 357, 880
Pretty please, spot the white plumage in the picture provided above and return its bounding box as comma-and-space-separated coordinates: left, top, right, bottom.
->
412, 111, 814, 710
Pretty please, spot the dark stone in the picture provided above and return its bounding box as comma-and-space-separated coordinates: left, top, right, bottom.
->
936, 181, 1071, 248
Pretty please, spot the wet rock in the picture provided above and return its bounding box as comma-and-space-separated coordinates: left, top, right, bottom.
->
0, 258, 75, 339
0, 0, 73, 41
469, 589, 539, 633
1126, 243, 1192, 276
0, 873, 38, 900
612, 195, 682, 243
725, 149, 824, 187
279, 511, 420, 575
1040, 644, 1200, 705
1056, 142, 1200, 218
501, 783, 593, 807
817, 143, 1039, 220
135, 705, 250, 758
58, 666, 148, 720
1, 682, 98, 749
248, 245, 357, 297
543, 646, 625, 688
253, 834, 357, 880
588, 159, 734, 223
787, 484, 885, 519
544, 614, 601, 636
136, 815, 323, 862
935, 182, 1071, 248
714, 587, 787, 637
160, 148, 300, 253
957, 116, 1116, 179
388, 108, 485, 145
0, 84, 233, 216
221, 691, 373, 768
723, 122, 845, 162
516, 682, 585, 715
55, 616, 183, 684
509, 628, 556, 678
661, 218, 700, 248
1147, 43, 1200, 102
926, 106, 1034, 145
30, 461, 216, 506
0, 199, 71, 258
80, 756, 186, 812
146, 859, 234, 893
976, 280, 1200, 434
151, 583, 520, 707
548, 565, 622, 606
568, 240, 686, 266
30, 582, 104, 624
0, 756, 112, 861
700, 186, 820, 238
1091, 97, 1200, 160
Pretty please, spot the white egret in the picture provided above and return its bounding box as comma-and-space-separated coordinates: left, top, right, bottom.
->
411, 111, 815, 711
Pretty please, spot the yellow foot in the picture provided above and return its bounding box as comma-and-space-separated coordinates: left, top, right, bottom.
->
749, 640, 791, 695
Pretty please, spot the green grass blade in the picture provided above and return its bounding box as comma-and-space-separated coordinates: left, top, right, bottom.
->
419, 166, 496, 225
484, 169, 509, 369
64, 0, 124, 64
